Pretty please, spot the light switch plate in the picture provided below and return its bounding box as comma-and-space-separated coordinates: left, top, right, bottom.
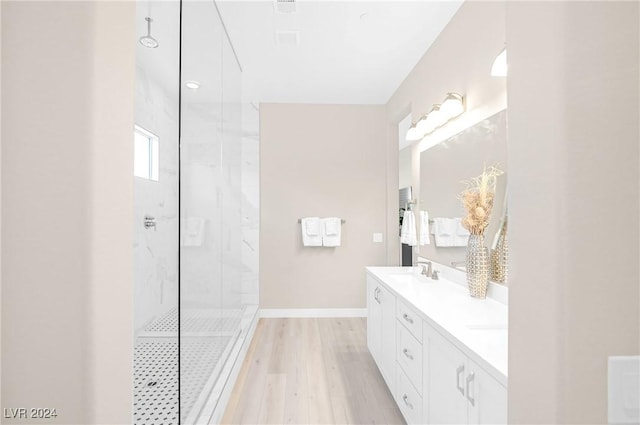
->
608, 356, 640, 424
373, 233, 383, 243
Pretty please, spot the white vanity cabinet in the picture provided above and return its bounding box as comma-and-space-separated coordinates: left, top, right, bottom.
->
365, 267, 508, 425
366, 275, 397, 393
395, 301, 425, 424
425, 325, 507, 424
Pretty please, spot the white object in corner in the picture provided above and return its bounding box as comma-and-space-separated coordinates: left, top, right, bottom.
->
301, 217, 322, 246
260, 308, 367, 318
609, 356, 640, 425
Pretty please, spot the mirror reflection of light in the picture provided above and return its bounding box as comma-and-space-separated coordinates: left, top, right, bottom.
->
185, 81, 200, 90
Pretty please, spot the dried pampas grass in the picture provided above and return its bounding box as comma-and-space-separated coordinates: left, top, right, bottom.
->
459, 166, 504, 236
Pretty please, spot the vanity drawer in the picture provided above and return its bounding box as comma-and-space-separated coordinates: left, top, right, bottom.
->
397, 322, 423, 394
396, 366, 423, 425
397, 300, 423, 341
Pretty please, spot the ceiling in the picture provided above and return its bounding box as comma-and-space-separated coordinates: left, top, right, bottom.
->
216, 0, 463, 104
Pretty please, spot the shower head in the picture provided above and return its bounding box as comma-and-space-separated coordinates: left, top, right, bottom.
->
139, 17, 159, 49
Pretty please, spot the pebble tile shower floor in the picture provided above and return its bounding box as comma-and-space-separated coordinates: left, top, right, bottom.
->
134, 309, 237, 425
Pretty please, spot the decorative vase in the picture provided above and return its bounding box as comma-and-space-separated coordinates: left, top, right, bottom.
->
490, 223, 508, 284
466, 234, 490, 298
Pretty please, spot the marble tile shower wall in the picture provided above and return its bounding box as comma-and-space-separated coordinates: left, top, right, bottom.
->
241, 103, 259, 307
180, 111, 224, 308
133, 68, 179, 335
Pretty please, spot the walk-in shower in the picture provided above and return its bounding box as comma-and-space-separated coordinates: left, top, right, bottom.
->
133, 1, 259, 424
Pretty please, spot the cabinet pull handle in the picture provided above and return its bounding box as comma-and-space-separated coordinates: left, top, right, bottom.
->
466, 372, 475, 406
402, 313, 414, 324
456, 365, 465, 396
402, 394, 413, 410
375, 287, 381, 304
402, 348, 414, 360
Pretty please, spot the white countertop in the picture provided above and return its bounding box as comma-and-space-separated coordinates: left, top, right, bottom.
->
366, 266, 508, 386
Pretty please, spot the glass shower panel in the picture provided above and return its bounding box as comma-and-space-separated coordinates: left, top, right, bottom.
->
180, 1, 232, 423
221, 36, 243, 335
133, 1, 180, 424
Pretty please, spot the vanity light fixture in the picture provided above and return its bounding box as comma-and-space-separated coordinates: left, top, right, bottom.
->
425, 104, 446, 130
412, 115, 428, 139
405, 93, 466, 141
185, 80, 200, 90
406, 122, 423, 142
440, 92, 465, 119
491, 48, 507, 77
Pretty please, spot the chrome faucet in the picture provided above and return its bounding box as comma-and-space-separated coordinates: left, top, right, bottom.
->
416, 260, 433, 278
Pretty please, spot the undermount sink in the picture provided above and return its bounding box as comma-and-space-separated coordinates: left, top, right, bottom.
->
388, 273, 427, 284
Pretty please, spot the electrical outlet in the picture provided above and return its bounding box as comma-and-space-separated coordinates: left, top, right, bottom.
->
373, 233, 383, 243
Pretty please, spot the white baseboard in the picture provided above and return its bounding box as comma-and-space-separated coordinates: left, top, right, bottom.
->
260, 308, 367, 318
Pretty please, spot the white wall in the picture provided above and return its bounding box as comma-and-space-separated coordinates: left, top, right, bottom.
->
260, 103, 387, 309
506, 2, 639, 423
398, 146, 412, 190
2, 2, 134, 423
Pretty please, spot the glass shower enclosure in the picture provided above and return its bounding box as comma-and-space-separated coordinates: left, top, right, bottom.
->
133, 1, 259, 424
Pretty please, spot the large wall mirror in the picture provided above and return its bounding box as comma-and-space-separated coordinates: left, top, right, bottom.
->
419, 109, 508, 283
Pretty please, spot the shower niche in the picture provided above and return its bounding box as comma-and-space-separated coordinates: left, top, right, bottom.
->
133, 1, 259, 424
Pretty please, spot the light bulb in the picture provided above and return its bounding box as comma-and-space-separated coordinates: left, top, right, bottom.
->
406, 124, 422, 141
424, 104, 446, 134
440, 93, 465, 119
414, 115, 430, 137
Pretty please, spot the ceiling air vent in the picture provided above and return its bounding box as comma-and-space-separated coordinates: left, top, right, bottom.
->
274, 0, 296, 14
275, 30, 300, 47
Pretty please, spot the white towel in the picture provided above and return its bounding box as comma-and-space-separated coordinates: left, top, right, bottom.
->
301, 217, 322, 247
419, 210, 430, 246
400, 210, 417, 246
433, 217, 455, 247
183, 217, 205, 247
454, 217, 470, 247
322, 217, 342, 247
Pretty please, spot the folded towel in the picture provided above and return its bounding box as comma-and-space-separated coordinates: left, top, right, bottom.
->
400, 210, 417, 246
419, 210, 430, 246
301, 217, 322, 247
433, 217, 455, 247
453, 217, 470, 247
322, 217, 342, 247
305, 218, 320, 236
183, 217, 206, 247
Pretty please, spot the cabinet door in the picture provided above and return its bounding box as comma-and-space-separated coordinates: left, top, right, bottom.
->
378, 284, 397, 393
426, 325, 469, 424
467, 359, 507, 425
366, 276, 382, 364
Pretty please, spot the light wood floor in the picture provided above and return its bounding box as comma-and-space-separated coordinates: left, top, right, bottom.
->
221, 318, 405, 425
